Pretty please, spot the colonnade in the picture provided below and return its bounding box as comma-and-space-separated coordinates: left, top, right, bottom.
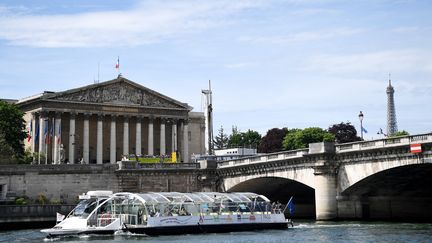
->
30, 111, 190, 164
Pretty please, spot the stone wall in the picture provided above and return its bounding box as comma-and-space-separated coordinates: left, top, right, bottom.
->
0, 164, 205, 204
0, 164, 119, 204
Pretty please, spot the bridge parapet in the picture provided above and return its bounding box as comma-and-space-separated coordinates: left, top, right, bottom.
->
335, 133, 432, 153
218, 148, 309, 168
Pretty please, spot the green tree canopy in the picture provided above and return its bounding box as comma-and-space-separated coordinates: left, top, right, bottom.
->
227, 126, 243, 148
282, 127, 335, 150
389, 130, 409, 137
213, 126, 229, 149
0, 101, 27, 162
328, 122, 361, 143
242, 129, 262, 148
227, 126, 261, 148
258, 128, 288, 153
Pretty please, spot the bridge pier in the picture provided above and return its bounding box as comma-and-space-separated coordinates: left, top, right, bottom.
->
314, 164, 337, 220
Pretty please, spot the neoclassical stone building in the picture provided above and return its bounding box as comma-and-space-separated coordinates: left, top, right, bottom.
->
17, 76, 205, 164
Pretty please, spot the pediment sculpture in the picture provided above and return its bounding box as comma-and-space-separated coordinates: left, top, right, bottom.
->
54, 82, 182, 108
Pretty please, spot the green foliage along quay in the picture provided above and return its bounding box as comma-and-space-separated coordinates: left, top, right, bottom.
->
283, 127, 335, 150
0, 101, 27, 163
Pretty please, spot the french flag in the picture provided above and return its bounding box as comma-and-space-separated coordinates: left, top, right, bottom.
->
115, 57, 119, 69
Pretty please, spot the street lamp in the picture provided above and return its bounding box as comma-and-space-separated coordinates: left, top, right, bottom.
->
358, 111, 364, 140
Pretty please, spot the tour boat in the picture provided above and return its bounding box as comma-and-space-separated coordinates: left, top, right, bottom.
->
42, 191, 293, 237
117, 192, 292, 235
40, 190, 119, 237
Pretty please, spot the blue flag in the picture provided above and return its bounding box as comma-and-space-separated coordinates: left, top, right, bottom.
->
284, 196, 295, 215
287, 197, 295, 215
361, 126, 368, 133
35, 122, 39, 143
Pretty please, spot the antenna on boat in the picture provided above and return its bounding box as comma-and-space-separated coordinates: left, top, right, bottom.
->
202, 80, 214, 155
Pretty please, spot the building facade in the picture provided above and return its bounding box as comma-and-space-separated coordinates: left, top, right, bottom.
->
17, 76, 205, 164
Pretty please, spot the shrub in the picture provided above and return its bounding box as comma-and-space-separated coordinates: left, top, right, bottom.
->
36, 193, 49, 204
50, 198, 61, 205
15, 197, 28, 205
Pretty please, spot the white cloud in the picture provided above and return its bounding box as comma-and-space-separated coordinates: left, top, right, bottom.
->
302, 49, 432, 74
239, 27, 364, 45
0, 1, 264, 48
225, 62, 258, 69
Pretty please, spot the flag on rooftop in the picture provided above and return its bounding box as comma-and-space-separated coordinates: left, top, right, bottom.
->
115, 57, 119, 69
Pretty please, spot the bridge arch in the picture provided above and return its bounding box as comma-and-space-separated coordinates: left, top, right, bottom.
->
338, 156, 430, 193
223, 167, 315, 192
222, 169, 316, 218
338, 163, 432, 220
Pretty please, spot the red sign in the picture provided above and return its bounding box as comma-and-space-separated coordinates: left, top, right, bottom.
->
410, 144, 422, 154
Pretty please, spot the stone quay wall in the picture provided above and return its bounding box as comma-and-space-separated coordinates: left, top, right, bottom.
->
0, 164, 119, 204
0, 163, 207, 205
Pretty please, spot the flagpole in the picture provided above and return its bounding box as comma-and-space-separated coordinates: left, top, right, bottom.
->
45, 119, 48, 165
37, 119, 40, 164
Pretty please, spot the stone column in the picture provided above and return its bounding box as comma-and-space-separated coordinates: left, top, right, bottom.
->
38, 113, 46, 165
182, 120, 189, 163
97, 114, 103, 164
160, 118, 166, 155
314, 164, 338, 220
68, 113, 76, 164
53, 113, 61, 164
123, 116, 129, 157
82, 114, 90, 164
148, 117, 154, 155
135, 116, 142, 156
171, 120, 177, 153
110, 115, 116, 164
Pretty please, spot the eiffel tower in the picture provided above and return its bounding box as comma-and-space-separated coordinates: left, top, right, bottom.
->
386, 76, 398, 136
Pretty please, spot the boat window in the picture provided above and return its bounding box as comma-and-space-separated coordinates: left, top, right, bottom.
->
71, 199, 99, 218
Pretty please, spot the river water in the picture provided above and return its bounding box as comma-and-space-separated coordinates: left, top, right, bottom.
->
1, 221, 431, 242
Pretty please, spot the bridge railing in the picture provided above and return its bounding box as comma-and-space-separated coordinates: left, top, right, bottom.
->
118, 161, 199, 170
218, 149, 309, 168
217, 133, 432, 168
335, 132, 432, 153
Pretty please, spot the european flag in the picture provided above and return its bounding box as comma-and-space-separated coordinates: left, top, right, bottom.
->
361, 126, 368, 134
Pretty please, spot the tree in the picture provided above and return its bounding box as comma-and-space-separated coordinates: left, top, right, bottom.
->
389, 130, 409, 137
328, 122, 361, 143
213, 126, 229, 149
242, 129, 262, 148
228, 126, 243, 148
0, 101, 27, 162
258, 128, 288, 153
226, 127, 262, 148
283, 127, 335, 150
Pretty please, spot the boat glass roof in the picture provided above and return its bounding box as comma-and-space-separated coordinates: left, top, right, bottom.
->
120, 192, 268, 204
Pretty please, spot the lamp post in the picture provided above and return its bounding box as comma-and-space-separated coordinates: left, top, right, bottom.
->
358, 111, 364, 140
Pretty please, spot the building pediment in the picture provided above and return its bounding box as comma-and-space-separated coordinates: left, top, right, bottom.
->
48, 77, 189, 109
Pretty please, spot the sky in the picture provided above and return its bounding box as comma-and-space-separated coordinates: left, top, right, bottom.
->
0, 0, 431, 139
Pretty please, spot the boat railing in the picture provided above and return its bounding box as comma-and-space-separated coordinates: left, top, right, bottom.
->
96, 213, 118, 227
120, 213, 138, 225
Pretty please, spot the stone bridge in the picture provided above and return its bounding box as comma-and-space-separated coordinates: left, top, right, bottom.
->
217, 133, 432, 221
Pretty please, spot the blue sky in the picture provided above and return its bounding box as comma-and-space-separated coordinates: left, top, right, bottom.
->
0, 0, 431, 139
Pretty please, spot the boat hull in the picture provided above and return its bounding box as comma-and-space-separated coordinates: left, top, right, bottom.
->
42, 228, 117, 238
126, 222, 289, 236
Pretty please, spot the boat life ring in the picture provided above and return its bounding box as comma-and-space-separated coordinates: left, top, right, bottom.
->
100, 213, 112, 226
